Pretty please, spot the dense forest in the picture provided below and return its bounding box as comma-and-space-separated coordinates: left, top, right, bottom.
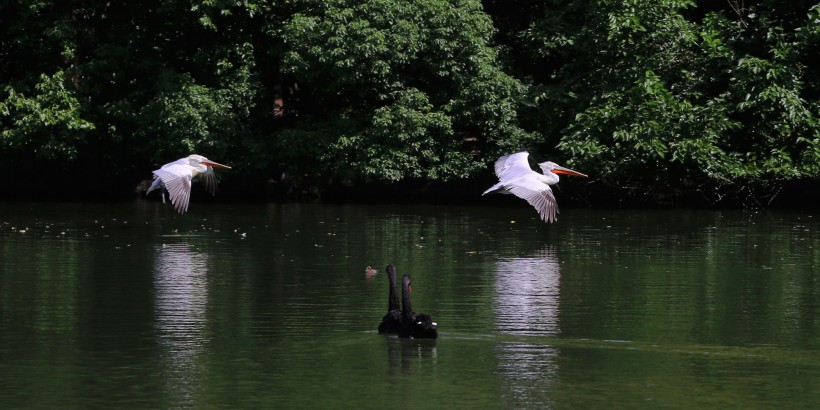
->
1, 0, 818, 206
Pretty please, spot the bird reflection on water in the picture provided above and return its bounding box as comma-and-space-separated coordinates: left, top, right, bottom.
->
153, 243, 209, 406
493, 247, 561, 406
493, 247, 561, 336
385, 337, 438, 376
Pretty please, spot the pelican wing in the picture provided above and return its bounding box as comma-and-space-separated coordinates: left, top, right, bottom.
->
153, 164, 193, 214
161, 157, 190, 169
504, 175, 560, 223
495, 152, 534, 180
199, 168, 218, 196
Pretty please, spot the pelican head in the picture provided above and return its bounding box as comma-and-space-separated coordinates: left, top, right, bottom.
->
187, 154, 232, 170
538, 161, 587, 178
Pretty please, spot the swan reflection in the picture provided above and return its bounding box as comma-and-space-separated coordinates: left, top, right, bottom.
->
493, 248, 561, 408
153, 243, 209, 406
386, 338, 438, 376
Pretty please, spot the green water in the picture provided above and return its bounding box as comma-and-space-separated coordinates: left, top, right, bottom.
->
0, 202, 817, 409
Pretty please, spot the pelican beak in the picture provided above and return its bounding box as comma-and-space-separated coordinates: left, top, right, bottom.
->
202, 160, 232, 169
551, 164, 587, 177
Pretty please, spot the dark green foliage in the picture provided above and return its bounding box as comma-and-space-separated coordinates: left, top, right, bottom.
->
1, 71, 95, 160
519, 0, 819, 203
278, 0, 533, 181
0, 0, 817, 203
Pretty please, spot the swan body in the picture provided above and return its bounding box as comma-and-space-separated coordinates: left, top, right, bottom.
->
400, 274, 437, 339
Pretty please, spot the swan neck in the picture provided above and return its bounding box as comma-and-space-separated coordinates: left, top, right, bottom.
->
401, 276, 413, 317
387, 268, 400, 311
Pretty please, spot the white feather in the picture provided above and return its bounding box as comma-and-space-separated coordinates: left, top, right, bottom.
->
483, 152, 585, 223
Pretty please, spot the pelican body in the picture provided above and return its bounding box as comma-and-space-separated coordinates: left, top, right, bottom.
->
146, 154, 232, 214
483, 152, 586, 223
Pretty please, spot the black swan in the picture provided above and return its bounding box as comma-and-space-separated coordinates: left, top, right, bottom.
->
400, 274, 438, 339
378, 264, 402, 333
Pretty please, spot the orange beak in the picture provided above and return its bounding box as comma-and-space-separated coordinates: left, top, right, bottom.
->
551, 164, 587, 177
202, 160, 232, 169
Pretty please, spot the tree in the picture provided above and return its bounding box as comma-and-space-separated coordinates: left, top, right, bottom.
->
519, 0, 819, 204
277, 0, 534, 184
1, 0, 816, 203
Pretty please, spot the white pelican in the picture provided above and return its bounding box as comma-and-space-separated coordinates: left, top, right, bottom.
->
483, 152, 586, 223
146, 154, 232, 214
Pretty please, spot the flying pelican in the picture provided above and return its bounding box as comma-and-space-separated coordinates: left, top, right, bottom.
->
483, 152, 587, 223
146, 154, 232, 214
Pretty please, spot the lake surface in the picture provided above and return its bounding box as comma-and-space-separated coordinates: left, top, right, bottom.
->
0, 201, 817, 409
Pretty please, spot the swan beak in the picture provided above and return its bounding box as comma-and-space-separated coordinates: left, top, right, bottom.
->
202, 160, 232, 169
551, 164, 586, 177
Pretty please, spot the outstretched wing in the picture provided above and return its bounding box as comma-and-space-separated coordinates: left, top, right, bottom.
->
199, 167, 218, 196
495, 152, 534, 180
160, 157, 190, 169
504, 174, 560, 223
153, 164, 193, 214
